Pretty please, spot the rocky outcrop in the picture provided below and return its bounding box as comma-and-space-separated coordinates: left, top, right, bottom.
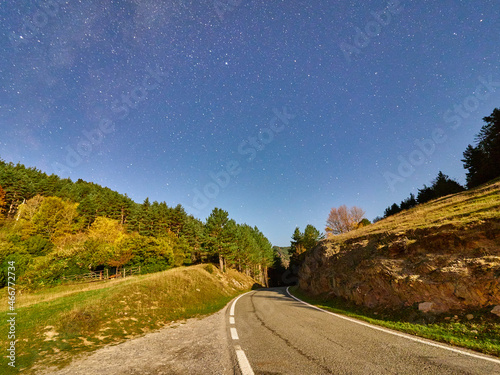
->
299, 221, 500, 313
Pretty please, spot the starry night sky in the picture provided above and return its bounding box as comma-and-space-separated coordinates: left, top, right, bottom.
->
1, 1, 499, 245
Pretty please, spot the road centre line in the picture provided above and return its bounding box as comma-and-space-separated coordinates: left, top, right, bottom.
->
286, 287, 500, 366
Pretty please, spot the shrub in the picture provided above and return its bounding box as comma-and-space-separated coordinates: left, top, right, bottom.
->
22, 235, 54, 256
204, 264, 215, 274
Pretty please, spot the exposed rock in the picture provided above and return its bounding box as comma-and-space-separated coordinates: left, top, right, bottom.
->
299, 220, 500, 313
492, 305, 500, 317
418, 302, 434, 313
466, 314, 474, 320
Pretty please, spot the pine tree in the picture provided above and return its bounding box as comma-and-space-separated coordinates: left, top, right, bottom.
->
181, 216, 205, 262
139, 198, 153, 236
463, 108, 500, 187
384, 203, 401, 217
302, 224, 324, 252
289, 227, 303, 258
400, 193, 417, 210
205, 208, 230, 271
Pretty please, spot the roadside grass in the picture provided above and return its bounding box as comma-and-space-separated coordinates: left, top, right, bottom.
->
1, 264, 254, 374
289, 286, 500, 358
0, 275, 141, 311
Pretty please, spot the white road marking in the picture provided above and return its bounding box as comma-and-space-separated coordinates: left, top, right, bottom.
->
229, 292, 255, 374
230, 291, 251, 316
286, 287, 500, 365
230, 327, 239, 340
234, 345, 255, 375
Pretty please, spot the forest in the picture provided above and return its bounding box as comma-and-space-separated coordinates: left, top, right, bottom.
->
1, 107, 497, 289
0, 161, 274, 288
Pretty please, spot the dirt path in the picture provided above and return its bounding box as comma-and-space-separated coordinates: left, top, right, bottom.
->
38, 304, 235, 375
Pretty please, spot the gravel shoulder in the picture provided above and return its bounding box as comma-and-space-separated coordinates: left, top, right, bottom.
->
37, 304, 236, 375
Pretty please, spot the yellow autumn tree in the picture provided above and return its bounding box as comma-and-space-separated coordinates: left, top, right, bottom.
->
87, 217, 126, 244
29, 197, 79, 240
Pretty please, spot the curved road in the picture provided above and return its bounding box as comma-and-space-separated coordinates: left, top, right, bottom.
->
227, 287, 500, 375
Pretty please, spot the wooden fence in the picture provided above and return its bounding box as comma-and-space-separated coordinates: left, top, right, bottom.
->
61, 267, 141, 284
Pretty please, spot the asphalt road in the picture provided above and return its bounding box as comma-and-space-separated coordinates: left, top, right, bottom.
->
227, 287, 500, 375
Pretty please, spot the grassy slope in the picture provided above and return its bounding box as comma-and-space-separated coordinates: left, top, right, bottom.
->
297, 178, 500, 357
339, 178, 500, 240
1, 264, 256, 374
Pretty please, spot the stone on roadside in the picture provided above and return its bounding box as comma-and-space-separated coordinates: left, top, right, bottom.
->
466, 314, 474, 320
418, 302, 434, 313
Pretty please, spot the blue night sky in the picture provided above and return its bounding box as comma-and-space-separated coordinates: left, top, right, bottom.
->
1, 1, 499, 246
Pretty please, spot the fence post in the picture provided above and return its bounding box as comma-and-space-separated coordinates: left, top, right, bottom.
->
106, 269, 109, 279
123, 268, 126, 278
139, 266, 141, 274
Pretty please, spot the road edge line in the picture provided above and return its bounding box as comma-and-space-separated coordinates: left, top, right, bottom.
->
228, 291, 255, 375
230, 291, 251, 316
286, 286, 500, 365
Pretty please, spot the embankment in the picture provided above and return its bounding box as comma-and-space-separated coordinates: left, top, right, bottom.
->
0, 264, 256, 373
299, 180, 500, 313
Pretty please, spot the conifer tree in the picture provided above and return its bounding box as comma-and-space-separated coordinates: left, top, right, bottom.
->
463, 108, 500, 187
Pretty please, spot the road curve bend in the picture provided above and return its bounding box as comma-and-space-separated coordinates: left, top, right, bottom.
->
226, 287, 500, 375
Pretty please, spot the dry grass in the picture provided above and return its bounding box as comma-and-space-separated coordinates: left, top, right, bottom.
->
0, 264, 255, 374
0, 275, 138, 311
334, 178, 500, 242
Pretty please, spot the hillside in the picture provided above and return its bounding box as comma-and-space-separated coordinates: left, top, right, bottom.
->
0, 264, 256, 374
0, 160, 275, 289
299, 178, 500, 313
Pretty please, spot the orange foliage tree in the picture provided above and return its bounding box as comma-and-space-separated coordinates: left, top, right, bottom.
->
0, 185, 5, 215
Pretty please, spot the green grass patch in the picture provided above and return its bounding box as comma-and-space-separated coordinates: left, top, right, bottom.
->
289, 286, 500, 358
1, 264, 254, 374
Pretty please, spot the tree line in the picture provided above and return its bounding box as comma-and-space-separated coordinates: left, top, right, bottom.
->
273, 107, 500, 283
381, 107, 500, 219
380, 171, 464, 219
0, 160, 273, 288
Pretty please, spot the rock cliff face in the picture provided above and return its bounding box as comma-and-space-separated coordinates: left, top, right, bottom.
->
299, 221, 500, 312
